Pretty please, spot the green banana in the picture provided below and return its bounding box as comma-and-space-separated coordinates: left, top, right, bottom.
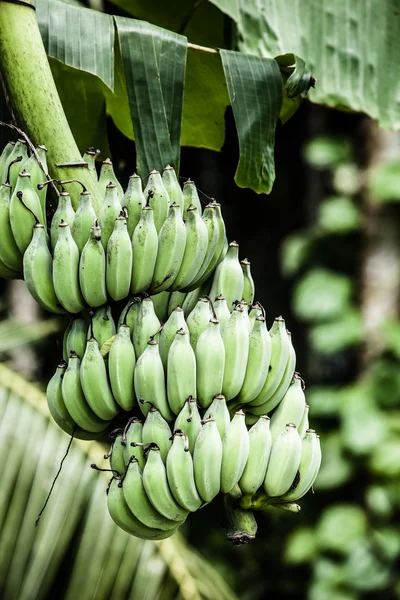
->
173, 396, 202, 454
171, 205, 208, 290
0, 141, 15, 184
159, 306, 188, 369
263, 423, 302, 498
79, 220, 107, 308
132, 297, 161, 358
23, 223, 64, 314
249, 317, 291, 407
182, 179, 202, 218
71, 190, 96, 253
134, 340, 173, 421
131, 206, 158, 294
62, 352, 109, 433
117, 296, 141, 336
123, 458, 179, 530
50, 190, 75, 250
10, 175, 44, 253
167, 291, 186, 316
122, 418, 145, 469
151, 291, 170, 323
90, 305, 116, 349
98, 158, 123, 200
196, 318, 225, 408
65, 317, 88, 358
209, 241, 244, 311
269, 375, 306, 442
167, 328, 197, 415
83, 147, 98, 179
106, 213, 132, 301
239, 416, 272, 495
238, 316, 271, 404
122, 173, 145, 238
80, 336, 119, 421
186, 296, 212, 352
8, 139, 29, 189
240, 259, 255, 305
181, 283, 209, 315
22, 145, 48, 225
162, 165, 183, 213
220, 410, 250, 493
108, 477, 179, 540
99, 182, 122, 250
166, 431, 202, 511
62, 319, 74, 362
142, 407, 172, 462
298, 404, 310, 439
193, 417, 223, 502
108, 323, 136, 411
281, 429, 321, 502
204, 394, 230, 439
0, 180, 22, 272
53, 221, 85, 313
142, 444, 189, 521
213, 295, 231, 329
46, 361, 76, 432
143, 170, 169, 233
150, 203, 186, 293
248, 303, 263, 331
108, 431, 126, 476
221, 305, 250, 401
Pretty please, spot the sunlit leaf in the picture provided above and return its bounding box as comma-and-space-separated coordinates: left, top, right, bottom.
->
293, 268, 353, 323
317, 196, 361, 235
316, 504, 368, 554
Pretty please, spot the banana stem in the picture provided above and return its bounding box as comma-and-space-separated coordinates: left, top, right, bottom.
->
224, 485, 258, 545
0, 1, 102, 212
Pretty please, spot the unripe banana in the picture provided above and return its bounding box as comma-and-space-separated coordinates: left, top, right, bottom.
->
221, 305, 250, 401
150, 203, 186, 293
159, 306, 188, 369
83, 147, 98, 179
213, 295, 231, 329
79, 220, 107, 308
142, 407, 172, 462
109, 431, 126, 476
298, 404, 310, 439
238, 316, 272, 404
90, 305, 116, 350
131, 206, 158, 293
143, 444, 189, 521
281, 429, 321, 502
134, 340, 174, 421
10, 175, 44, 253
239, 416, 272, 495
182, 179, 202, 218
108, 477, 178, 540
151, 291, 170, 323
250, 317, 291, 407
167, 291, 186, 316
167, 328, 197, 415
166, 431, 202, 511
209, 241, 244, 310
132, 297, 161, 358
143, 170, 169, 233
50, 191, 75, 250
249, 331, 296, 415
71, 190, 96, 253
193, 417, 223, 502
181, 283, 208, 316
46, 361, 75, 431
220, 410, 250, 493
65, 317, 88, 358
122, 173, 145, 237
8, 140, 29, 189
62, 319, 74, 362
53, 221, 85, 313
187, 296, 212, 351
248, 303, 263, 331
240, 258, 255, 305
98, 158, 123, 200
122, 418, 145, 469
0, 141, 16, 184
123, 458, 179, 530
80, 336, 119, 420
106, 213, 132, 300
263, 423, 302, 497
23, 223, 63, 313
117, 296, 141, 336
204, 394, 230, 439
162, 165, 183, 213
171, 205, 208, 291
0, 181, 22, 272
269, 375, 306, 442
62, 352, 109, 432
99, 183, 122, 250
173, 396, 202, 454
22, 145, 48, 225
108, 323, 136, 411
196, 319, 225, 408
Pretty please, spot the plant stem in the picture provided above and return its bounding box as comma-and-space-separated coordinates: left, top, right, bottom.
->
224, 485, 257, 545
0, 1, 102, 212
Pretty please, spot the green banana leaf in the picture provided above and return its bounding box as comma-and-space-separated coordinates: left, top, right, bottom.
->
0, 361, 237, 600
